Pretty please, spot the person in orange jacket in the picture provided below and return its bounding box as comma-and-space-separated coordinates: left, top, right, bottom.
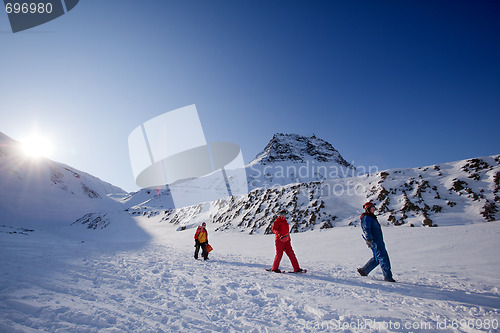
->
194, 222, 209, 260
270, 210, 304, 273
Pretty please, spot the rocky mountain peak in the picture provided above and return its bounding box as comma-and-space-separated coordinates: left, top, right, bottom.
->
252, 133, 354, 168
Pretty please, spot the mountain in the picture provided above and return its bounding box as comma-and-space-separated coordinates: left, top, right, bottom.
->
113, 134, 499, 232
253, 133, 354, 166
247, 133, 356, 190
0, 132, 127, 226
79, 140, 499, 235
119, 133, 357, 210
220, 154, 499, 231
81, 154, 498, 235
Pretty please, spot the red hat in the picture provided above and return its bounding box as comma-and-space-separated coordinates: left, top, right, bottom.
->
363, 202, 375, 210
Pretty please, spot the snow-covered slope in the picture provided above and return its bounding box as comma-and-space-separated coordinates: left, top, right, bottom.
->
364, 156, 500, 226
0, 132, 127, 226
1, 213, 499, 332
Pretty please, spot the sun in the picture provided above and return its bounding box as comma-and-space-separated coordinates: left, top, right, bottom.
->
21, 134, 54, 159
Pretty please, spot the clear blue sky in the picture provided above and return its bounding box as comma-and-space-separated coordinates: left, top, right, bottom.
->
1, 0, 499, 192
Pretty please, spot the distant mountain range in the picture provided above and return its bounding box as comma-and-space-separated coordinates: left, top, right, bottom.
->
106, 153, 498, 235
71, 133, 499, 233
2, 130, 498, 232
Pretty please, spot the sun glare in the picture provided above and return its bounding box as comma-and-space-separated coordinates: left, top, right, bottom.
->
21, 135, 54, 159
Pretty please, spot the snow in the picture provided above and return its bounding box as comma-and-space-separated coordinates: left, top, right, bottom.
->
1, 218, 499, 332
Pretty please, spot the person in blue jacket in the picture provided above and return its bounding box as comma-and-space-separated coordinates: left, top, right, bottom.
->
357, 202, 396, 282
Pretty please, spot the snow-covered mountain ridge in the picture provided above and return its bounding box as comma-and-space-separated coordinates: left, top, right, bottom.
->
367, 156, 500, 226
79, 154, 500, 234
0, 131, 126, 225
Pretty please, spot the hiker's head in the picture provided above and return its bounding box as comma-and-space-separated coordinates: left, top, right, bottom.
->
363, 202, 376, 213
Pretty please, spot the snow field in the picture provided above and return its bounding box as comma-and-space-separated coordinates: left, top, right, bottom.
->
1, 219, 499, 332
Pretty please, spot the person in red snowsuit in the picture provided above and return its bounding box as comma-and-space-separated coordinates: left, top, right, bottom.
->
270, 210, 304, 273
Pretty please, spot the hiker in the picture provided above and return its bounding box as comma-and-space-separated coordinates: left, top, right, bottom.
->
357, 202, 396, 282
194, 222, 209, 260
270, 210, 304, 273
